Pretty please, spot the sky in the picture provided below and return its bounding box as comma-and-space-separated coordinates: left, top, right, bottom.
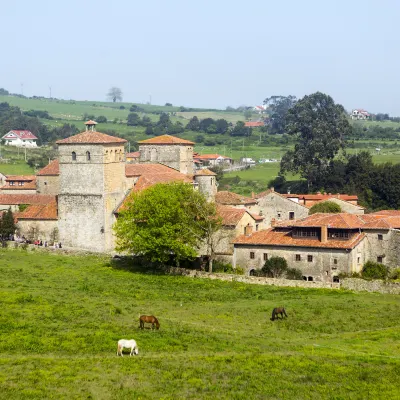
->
2, 0, 400, 114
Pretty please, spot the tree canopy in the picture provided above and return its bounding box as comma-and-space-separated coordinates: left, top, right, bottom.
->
263, 95, 297, 134
280, 92, 352, 189
309, 201, 341, 214
107, 87, 123, 102
0, 208, 16, 241
114, 182, 220, 266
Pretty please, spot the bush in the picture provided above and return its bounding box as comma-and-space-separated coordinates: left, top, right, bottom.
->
362, 261, 389, 280
213, 261, 234, 274
96, 115, 107, 123
261, 256, 288, 278
309, 201, 341, 214
286, 267, 303, 280
388, 268, 400, 280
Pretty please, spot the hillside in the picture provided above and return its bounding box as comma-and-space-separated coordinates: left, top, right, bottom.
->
1, 249, 399, 399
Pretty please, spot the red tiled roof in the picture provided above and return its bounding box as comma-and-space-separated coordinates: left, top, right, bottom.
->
244, 121, 264, 127
194, 154, 231, 160
307, 198, 365, 209
1, 177, 37, 190
3, 130, 38, 140
215, 191, 257, 206
0, 194, 55, 205
17, 200, 58, 220
217, 206, 247, 226
126, 151, 140, 158
234, 228, 365, 249
84, 120, 97, 125
369, 210, 400, 216
125, 163, 180, 177
284, 193, 358, 201
133, 173, 192, 192
5, 175, 36, 182
56, 131, 127, 144
194, 169, 217, 176
139, 135, 194, 145
37, 160, 59, 176
250, 212, 264, 221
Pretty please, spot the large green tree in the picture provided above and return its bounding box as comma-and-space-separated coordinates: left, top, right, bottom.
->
107, 87, 123, 102
263, 95, 297, 134
280, 92, 352, 189
114, 182, 220, 266
0, 208, 16, 242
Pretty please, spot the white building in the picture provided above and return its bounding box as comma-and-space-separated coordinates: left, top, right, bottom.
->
351, 109, 370, 120
2, 130, 38, 147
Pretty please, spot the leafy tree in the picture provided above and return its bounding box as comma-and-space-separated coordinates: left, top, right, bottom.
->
0, 208, 16, 241
145, 126, 154, 135
127, 113, 140, 126
230, 121, 249, 137
114, 182, 218, 266
215, 119, 229, 134
244, 109, 252, 120
165, 102, 172, 106
107, 87, 123, 102
309, 201, 341, 214
157, 113, 170, 128
280, 92, 352, 189
263, 95, 297, 134
0, 88, 9, 96
186, 116, 200, 131
96, 115, 107, 123
261, 256, 288, 278
195, 134, 204, 143
206, 124, 217, 134
286, 267, 303, 280
199, 118, 215, 132
130, 104, 144, 112
362, 261, 389, 280
141, 116, 152, 127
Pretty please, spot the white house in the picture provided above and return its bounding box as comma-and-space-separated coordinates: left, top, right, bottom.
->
2, 130, 38, 147
351, 109, 370, 120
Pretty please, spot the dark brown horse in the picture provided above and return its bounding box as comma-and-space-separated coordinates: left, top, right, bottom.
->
139, 315, 160, 330
270, 307, 287, 321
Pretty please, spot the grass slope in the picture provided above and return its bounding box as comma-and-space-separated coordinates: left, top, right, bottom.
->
0, 250, 399, 399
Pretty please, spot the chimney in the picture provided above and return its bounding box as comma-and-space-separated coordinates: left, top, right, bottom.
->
271, 218, 276, 227
244, 223, 253, 236
321, 225, 328, 243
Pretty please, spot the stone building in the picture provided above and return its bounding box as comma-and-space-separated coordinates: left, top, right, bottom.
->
36, 160, 60, 195
0, 175, 37, 194
233, 212, 400, 281
194, 169, 217, 201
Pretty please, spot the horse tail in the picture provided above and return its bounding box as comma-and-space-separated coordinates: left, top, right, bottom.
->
271, 308, 276, 320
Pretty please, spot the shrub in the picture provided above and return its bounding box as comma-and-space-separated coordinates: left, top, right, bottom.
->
309, 201, 341, 214
213, 261, 234, 274
362, 261, 389, 280
286, 267, 303, 280
234, 266, 245, 275
96, 115, 107, 123
388, 268, 400, 280
261, 256, 288, 278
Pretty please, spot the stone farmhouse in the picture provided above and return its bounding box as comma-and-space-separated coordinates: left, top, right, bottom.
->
233, 212, 400, 282
2, 130, 38, 147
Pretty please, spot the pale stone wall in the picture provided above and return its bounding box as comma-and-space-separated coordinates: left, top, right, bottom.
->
17, 220, 58, 242
194, 175, 217, 201
325, 198, 364, 214
36, 175, 59, 195
139, 144, 193, 174
0, 189, 37, 195
257, 192, 309, 228
341, 278, 400, 294
233, 241, 365, 282
0, 204, 20, 212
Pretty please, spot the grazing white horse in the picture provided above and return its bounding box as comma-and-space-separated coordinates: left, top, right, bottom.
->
117, 339, 139, 356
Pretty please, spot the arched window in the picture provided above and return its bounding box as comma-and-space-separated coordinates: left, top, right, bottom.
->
249, 269, 256, 276
333, 276, 340, 283
72, 151, 76, 161
86, 151, 91, 161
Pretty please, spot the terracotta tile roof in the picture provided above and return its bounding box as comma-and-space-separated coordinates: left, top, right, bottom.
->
133, 173, 192, 192
194, 154, 231, 160
139, 135, 194, 145
17, 200, 58, 220
37, 160, 59, 176
125, 163, 181, 177
217, 206, 247, 226
244, 121, 264, 127
234, 228, 365, 250
126, 151, 140, 158
56, 131, 127, 145
3, 130, 38, 140
283, 193, 358, 201
307, 197, 365, 210
215, 191, 257, 206
369, 210, 400, 216
0, 194, 55, 205
84, 120, 97, 125
250, 212, 264, 221
5, 175, 36, 181
194, 168, 217, 176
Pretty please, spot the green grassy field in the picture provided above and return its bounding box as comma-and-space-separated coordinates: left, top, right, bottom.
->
1, 250, 399, 399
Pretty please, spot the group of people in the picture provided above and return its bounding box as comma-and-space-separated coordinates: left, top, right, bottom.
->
33, 239, 62, 249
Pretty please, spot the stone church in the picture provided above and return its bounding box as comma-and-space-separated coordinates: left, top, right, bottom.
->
6, 121, 219, 252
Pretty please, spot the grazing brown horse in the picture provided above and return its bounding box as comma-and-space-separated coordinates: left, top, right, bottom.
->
139, 315, 160, 330
270, 307, 288, 321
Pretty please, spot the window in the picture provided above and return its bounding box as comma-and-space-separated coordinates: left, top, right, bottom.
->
302, 276, 307, 281
72, 151, 76, 161
295, 254, 301, 261
357, 257, 360, 264
249, 269, 256, 276
18, 181, 24, 186
9, 181, 15, 186
334, 258, 338, 265
377, 256, 383, 263
86, 151, 91, 161
250, 252, 255, 259
256, 224, 259, 232
378, 234, 383, 241
277, 212, 282, 219
307, 255, 313, 262
263, 253, 268, 261
333, 276, 340, 283
44, 182, 47, 186
307, 276, 314, 281
289, 212, 295, 220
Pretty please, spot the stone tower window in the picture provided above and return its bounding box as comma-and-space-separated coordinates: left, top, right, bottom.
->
86, 151, 91, 161
72, 151, 76, 161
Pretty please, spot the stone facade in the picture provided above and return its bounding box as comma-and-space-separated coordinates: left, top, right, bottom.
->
139, 143, 194, 174
17, 220, 58, 242
194, 173, 217, 201
57, 143, 126, 252
36, 175, 59, 195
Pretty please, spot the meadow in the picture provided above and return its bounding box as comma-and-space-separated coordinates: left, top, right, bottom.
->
0, 249, 399, 399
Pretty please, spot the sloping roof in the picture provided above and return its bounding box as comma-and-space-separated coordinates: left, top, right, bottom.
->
125, 163, 181, 177
244, 121, 264, 127
84, 120, 97, 125
138, 135, 194, 145
215, 191, 257, 206
126, 151, 140, 158
5, 175, 36, 182
369, 210, 400, 216
37, 160, 59, 176
234, 228, 365, 250
194, 169, 217, 176
17, 200, 58, 220
2, 130, 38, 140
1, 176, 36, 190
56, 131, 127, 145
0, 194, 55, 205
133, 173, 192, 192
309, 197, 365, 210
255, 189, 310, 209
283, 193, 358, 202
194, 154, 231, 160
217, 206, 247, 226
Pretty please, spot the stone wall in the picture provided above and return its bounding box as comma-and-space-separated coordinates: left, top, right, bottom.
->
17, 220, 58, 242
341, 278, 400, 294
194, 175, 217, 201
36, 175, 59, 195
326, 197, 364, 214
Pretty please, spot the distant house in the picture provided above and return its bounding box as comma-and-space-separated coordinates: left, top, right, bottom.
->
2, 130, 38, 147
351, 109, 370, 120
253, 105, 267, 114
0, 175, 37, 194
244, 121, 265, 128
193, 154, 232, 167
126, 151, 140, 164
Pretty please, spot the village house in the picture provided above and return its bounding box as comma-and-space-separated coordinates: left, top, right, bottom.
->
215, 191, 259, 212
351, 109, 370, 120
233, 212, 400, 282
1, 130, 38, 147
193, 153, 232, 168
0, 175, 37, 194
244, 121, 264, 128
126, 151, 140, 163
